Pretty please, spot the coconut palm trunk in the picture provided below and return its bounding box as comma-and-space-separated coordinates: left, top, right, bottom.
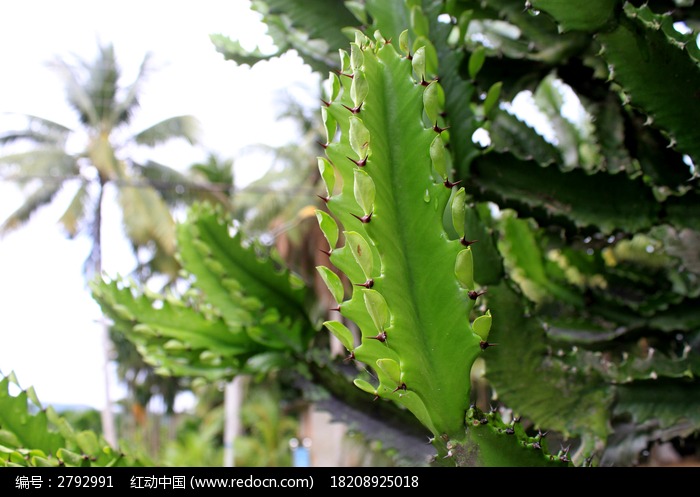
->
90, 177, 117, 447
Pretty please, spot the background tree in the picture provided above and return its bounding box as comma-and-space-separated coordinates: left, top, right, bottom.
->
0, 43, 201, 446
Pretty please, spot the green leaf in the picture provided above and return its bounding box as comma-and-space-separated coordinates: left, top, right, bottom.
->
316, 266, 345, 304
423, 80, 443, 125
430, 134, 449, 179
316, 209, 339, 250
349, 116, 370, 159
455, 248, 474, 290
0, 377, 64, 456
353, 379, 378, 396
353, 169, 376, 216
451, 187, 467, 238
472, 310, 492, 342
531, 0, 619, 32
468, 46, 486, 80
324, 321, 356, 351
350, 70, 369, 108
411, 45, 427, 81
75, 431, 100, 456
345, 231, 374, 281
376, 358, 402, 386
483, 81, 502, 117
363, 289, 390, 332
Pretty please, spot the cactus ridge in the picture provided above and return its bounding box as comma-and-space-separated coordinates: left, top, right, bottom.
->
316, 30, 492, 444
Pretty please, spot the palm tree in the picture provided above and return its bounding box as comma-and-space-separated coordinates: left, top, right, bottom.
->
0, 43, 202, 446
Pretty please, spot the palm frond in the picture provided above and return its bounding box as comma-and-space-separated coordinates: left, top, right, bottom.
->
0, 181, 64, 236
235, 159, 318, 235
48, 57, 99, 127
86, 44, 120, 125
117, 184, 176, 255
132, 160, 232, 210
131, 115, 200, 147
0, 115, 72, 147
110, 52, 153, 127
58, 181, 92, 238
0, 149, 79, 184
189, 153, 234, 186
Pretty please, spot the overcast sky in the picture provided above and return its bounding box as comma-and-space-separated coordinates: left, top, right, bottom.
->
0, 0, 319, 410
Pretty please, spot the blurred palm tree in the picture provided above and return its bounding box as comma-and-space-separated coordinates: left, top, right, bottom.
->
233, 95, 326, 280
0, 43, 217, 446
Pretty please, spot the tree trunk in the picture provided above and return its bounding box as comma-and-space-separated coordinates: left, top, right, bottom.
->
100, 323, 117, 447
93, 181, 118, 447
223, 376, 246, 467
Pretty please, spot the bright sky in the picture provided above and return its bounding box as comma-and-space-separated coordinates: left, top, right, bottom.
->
0, 1, 319, 410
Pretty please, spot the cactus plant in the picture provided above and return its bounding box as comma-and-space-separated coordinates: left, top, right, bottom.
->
0, 372, 148, 467
316, 27, 487, 451
86, 0, 700, 466
313, 27, 562, 464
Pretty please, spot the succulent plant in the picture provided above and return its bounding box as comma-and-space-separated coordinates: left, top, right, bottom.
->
4, 0, 692, 467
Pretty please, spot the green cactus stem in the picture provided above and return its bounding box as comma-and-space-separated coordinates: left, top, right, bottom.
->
316, 30, 492, 451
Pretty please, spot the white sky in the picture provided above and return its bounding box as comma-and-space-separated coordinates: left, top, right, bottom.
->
0, 0, 319, 410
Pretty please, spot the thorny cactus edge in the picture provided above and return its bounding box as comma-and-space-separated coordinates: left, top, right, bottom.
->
315, 30, 491, 454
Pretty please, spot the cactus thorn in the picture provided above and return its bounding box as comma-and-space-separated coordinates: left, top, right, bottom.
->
460, 237, 478, 247
468, 289, 487, 300
317, 140, 329, 149
320, 98, 331, 107
319, 248, 332, 257
330, 305, 341, 313
317, 194, 330, 203
344, 351, 355, 363
392, 383, 407, 393
433, 123, 450, 133
355, 278, 374, 288
351, 212, 373, 223
342, 103, 363, 114
480, 341, 498, 350
334, 69, 354, 79
369, 330, 387, 342
444, 178, 462, 188
347, 155, 368, 167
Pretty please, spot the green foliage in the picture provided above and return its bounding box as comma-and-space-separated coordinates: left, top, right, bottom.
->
211, 0, 360, 73
91, 202, 319, 383
88, 0, 700, 467
0, 373, 148, 467
235, 381, 299, 466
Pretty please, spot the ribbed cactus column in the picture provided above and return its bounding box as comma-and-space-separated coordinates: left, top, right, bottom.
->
315, 31, 492, 450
